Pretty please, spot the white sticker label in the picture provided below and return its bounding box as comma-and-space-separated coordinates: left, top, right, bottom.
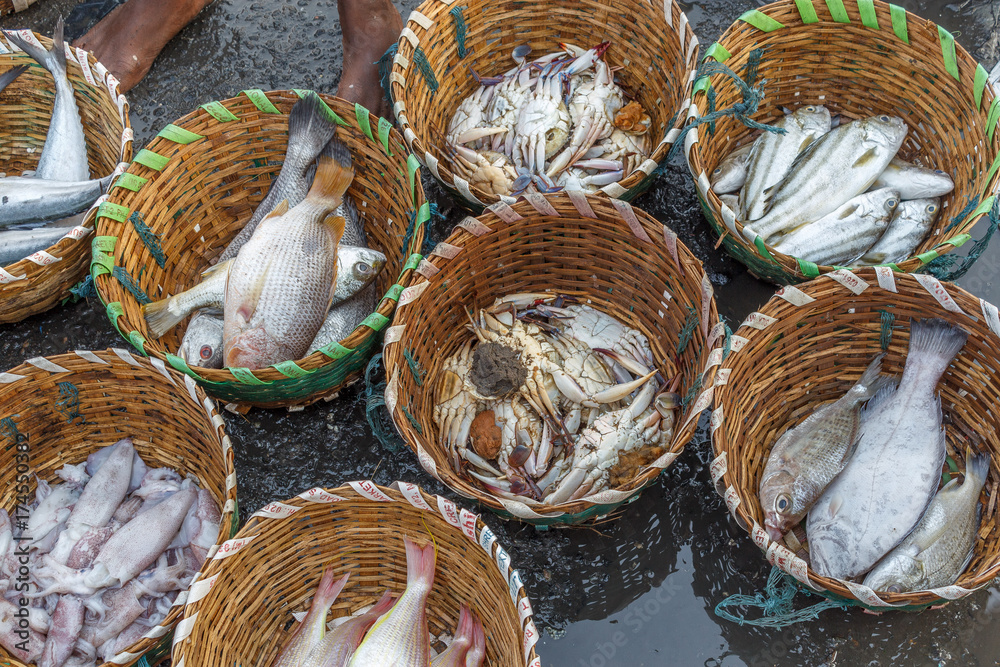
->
456, 216, 492, 236
982, 299, 1000, 337
729, 336, 749, 353
398, 281, 429, 307
724, 485, 741, 516
437, 496, 461, 526
459, 508, 478, 542
751, 522, 770, 552
383, 325, 404, 346
212, 534, 258, 560
487, 202, 523, 223
662, 224, 683, 274
710, 406, 724, 433
26, 250, 60, 266
479, 524, 497, 556
874, 266, 898, 293
709, 451, 727, 486
700, 273, 713, 338
843, 581, 902, 608
430, 241, 462, 259
523, 618, 540, 663
186, 573, 219, 604
298, 488, 347, 503
524, 193, 559, 216
495, 545, 511, 579
714, 368, 731, 386
568, 190, 596, 218
707, 321, 726, 349
612, 199, 653, 243
11, 29, 42, 50
65, 225, 92, 241
914, 274, 964, 314
350, 480, 393, 502
251, 501, 300, 519
774, 285, 815, 306
927, 585, 976, 600
415, 259, 439, 278
384, 371, 399, 414
76, 48, 95, 84
0, 267, 25, 284
705, 347, 723, 371
397, 482, 434, 511
518, 595, 534, 625
827, 269, 870, 295
682, 386, 714, 429
740, 312, 776, 331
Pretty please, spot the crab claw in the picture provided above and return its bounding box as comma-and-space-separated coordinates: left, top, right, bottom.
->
574, 159, 623, 171
564, 41, 610, 75
470, 67, 505, 86
532, 173, 563, 194
545, 467, 587, 505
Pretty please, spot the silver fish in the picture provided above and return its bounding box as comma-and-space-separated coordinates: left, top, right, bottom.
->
0, 174, 111, 227
746, 115, 908, 240
863, 449, 989, 593
739, 105, 832, 220
759, 354, 884, 541
710, 142, 754, 194
178, 309, 225, 368
855, 198, 940, 266
719, 193, 740, 211
306, 284, 378, 355
0, 64, 27, 94
870, 158, 954, 200
770, 189, 900, 266
808, 318, 968, 580
0, 223, 76, 265
5, 18, 90, 182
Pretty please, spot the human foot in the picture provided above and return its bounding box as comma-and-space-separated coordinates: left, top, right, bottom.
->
336, 0, 403, 120
72, 0, 214, 93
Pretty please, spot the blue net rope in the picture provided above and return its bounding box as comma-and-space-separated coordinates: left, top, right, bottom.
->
450, 6, 469, 59
364, 352, 403, 453
129, 210, 166, 269
376, 42, 399, 114
112, 265, 150, 305
924, 194, 999, 282
715, 566, 850, 628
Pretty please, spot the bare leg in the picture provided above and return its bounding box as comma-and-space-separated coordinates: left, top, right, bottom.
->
72, 0, 214, 93
336, 0, 402, 119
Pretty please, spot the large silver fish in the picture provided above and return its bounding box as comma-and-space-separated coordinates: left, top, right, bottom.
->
710, 142, 754, 194
0, 175, 111, 227
306, 284, 378, 355
870, 158, 954, 200
807, 318, 968, 580
4, 18, 90, 182
746, 115, 908, 240
855, 198, 940, 266
863, 449, 989, 593
0, 223, 76, 265
770, 189, 900, 266
739, 105, 832, 220
222, 147, 353, 369
759, 355, 884, 542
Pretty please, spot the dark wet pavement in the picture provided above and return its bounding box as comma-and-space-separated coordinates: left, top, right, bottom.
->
3, 0, 1000, 664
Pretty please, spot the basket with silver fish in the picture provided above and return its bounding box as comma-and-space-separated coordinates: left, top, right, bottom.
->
388, 0, 699, 210
0, 349, 237, 666
383, 193, 716, 526
709, 268, 1000, 611
686, 0, 1000, 286
90, 91, 424, 410
0, 22, 132, 323
169, 481, 540, 667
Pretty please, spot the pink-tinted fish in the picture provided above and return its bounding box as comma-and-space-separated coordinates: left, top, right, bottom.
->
301, 589, 396, 667
272, 568, 351, 667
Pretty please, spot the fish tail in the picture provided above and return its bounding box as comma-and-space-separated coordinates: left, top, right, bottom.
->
306, 149, 355, 209
6, 16, 66, 78
0, 64, 28, 94
314, 567, 350, 611
286, 92, 339, 169
908, 318, 969, 364
366, 589, 397, 619
964, 447, 991, 493
456, 604, 476, 642
142, 296, 186, 339
854, 352, 884, 397
404, 536, 436, 592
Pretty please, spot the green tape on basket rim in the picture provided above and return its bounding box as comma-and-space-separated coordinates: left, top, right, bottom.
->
164, 353, 214, 386
403, 253, 422, 272
406, 154, 420, 204
270, 359, 312, 379
793, 0, 819, 23
92, 235, 117, 254
242, 89, 281, 114
885, 262, 902, 272
974, 64, 989, 110
201, 100, 239, 122
857, 0, 879, 29
112, 172, 147, 192
383, 283, 404, 303
987, 98, 1000, 143
97, 201, 129, 223
796, 258, 821, 277
941, 233, 972, 248
693, 76, 712, 96
91, 235, 117, 278
127, 330, 148, 355
133, 149, 170, 172
973, 195, 996, 217
378, 116, 393, 155
889, 4, 909, 42
984, 155, 1000, 197
416, 201, 430, 228
106, 301, 125, 336
738, 9, 785, 32
292, 89, 350, 126
916, 249, 940, 264
319, 341, 352, 361
360, 312, 389, 332
355, 104, 374, 141
704, 42, 731, 63
752, 236, 776, 263
825, 0, 850, 23
229, 367, 272, 385
938, 26, 961, 81
157, 124, 204, 144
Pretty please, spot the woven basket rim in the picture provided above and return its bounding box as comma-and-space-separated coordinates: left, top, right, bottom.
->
170, 480, 540, 666
0, 347, 238, 667
685, 0, 1000, 285
390, 0, 700, 209
709, 267, 1000, 610
384, 193, 718, 524
91, 90, 425, 409
0, 30, 133, 322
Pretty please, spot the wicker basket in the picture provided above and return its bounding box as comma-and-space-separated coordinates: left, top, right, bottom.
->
0, 348, 238, 666
383, 193, 717, 525
0, 30, 132, 322
389, 0, 700, 210
685, 0, 1000, 286
91, 91, 425, 410
0, 0, 37, 17
708, 268, 1000, 611
170, 481, 540, 666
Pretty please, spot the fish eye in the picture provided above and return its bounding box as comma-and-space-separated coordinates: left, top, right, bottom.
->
804, 106, 815, 112
879, 114, 890, 122
887, 584, 902, 594
775, 493, 792, 513
887, 199, 898, 208
928, 205, 937, 212
199, 345, 213, 360
934, 169, 946, 175
713, 167, 722, 174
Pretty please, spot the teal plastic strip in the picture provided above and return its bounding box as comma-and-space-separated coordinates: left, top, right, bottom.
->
738, 9, 785, 32
986, 98, 1000, 143
796, 258, 820, 277
378, 117, 393, 155
112, 173, 148, 192
360, 312, 390, 331
972, 195, 996, 217
105, 302, 125, 336
704, 42, 731, 63
416, 201, 430, 227
382, 283, 404, 303
270, 360, 312, 378
97, 202, 129, 223
242, 89, 281, 114
127, 330, 148, 355
974, 64, 989, 110
938, 26, 961, 81
133, 149, 170, 171
90, 238, 114, 278
229, 367, 271, 385
319, 341, 353, 361
292, 89, 350, 126
156, 124, 203, 144
752, 236, 775, 262
200, 101, 239, 122
355, 104, 374, 141
794, 0, 819, 23
406, 154, 420, 204
825, 0, 850, 23
889, 4, 908, 42
857, 0, 879, 29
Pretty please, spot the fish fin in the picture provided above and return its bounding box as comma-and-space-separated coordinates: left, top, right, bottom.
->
856, 353, 885, 393
263, 199, 290, 220
404, 536, 437, 590
305, 153, 356, 208
285, 92, 339, 168
826, 494, 843, 519
232, 259, 273, 325
963, 447, 991, 494
142, 297, 186, 339
861, 380, 898, 422
200, 258, 234, 280
322, 214, 347, 245
5, 16, 66, 77
907, 318, 969, 365
838, 204, 860, 220
0, 64, 28, 94
853, 148, 878, 168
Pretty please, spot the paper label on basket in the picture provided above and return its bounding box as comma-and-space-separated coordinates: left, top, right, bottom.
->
398, 281, 429, 307
298, 487, 347, 503
479, 524, 497, 556
518, 595, 533, 625
682, 386, 714, 429
786, 555, 813, 588
842, 581, 903, 607
416, 445, 438, 477
487, 202, 523, 223
700, 273, 713, 337
751, 521, 769, 552
827, 269, 869, 295
455, 216, 492, 236
121, 127, 134, 146
63, 42, 77, 64
64, 226, 91, 241
0, 267, 26, 284
705, 347, 723, 371
709, 451, 727, 487
459, 508, 478, 542
729, 335, 749, 353
495, 545, 512, 579
251, 501, 300, 519
11, 29, 42, 51
76, 48, 95, 84
528, 657, 542, 667
775, 285, 814, 307
27, 250, 60, 266
981, 299, 1000, 337
707, 321, 726, 350
523, 619, 540, 663
874, 266, 897, 293
765, 540, 793, 569
524, 193, 559, 216
383, 325, 404, 346
927, 585, 975, 600
350, 480, 393, 502
723, 485, 741, 516
106, 73, 120, 98
714, 368, 731, 387
568, 190, 596, 218
415, 259, 439, 278
710, 406, 724, 434
662, 224, 682, 271
431, 241, 462, 259
212, 534, 257, 560
914, 274, 964, 314
437, 496, 461, 527
186, 573, 219, 605
741, 312, 776, 331
385, 370, 399, 414
612, 199, 653, 243
397, 481, 434, 511
509, 569, 524, 604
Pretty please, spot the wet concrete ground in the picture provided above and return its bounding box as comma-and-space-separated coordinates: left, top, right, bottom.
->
3, 0, 1000, 664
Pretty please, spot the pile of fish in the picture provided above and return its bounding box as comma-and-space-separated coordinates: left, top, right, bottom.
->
712, 105, 955, 267
0, 20, 114, 266
433, 293, 678, 506
271, 537, 486, 667
759, 319, 987, 594
445, 42, 652, 196
141, 93, 386, 371
0, 437, 221, 665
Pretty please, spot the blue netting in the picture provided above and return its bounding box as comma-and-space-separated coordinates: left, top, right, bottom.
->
878, 309, 895, 351
130, 210, 166, 269
676, 305, 699, 355
924, 195, 999, 282
450, 6, 469, 59
413, 47, 439, 93
112, 265, 150, 305
715, 566, 850, 628
364, 352, 404, 453
376, 42, 398, 114
681, 373, 703, 410
68, 274, 97, 301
